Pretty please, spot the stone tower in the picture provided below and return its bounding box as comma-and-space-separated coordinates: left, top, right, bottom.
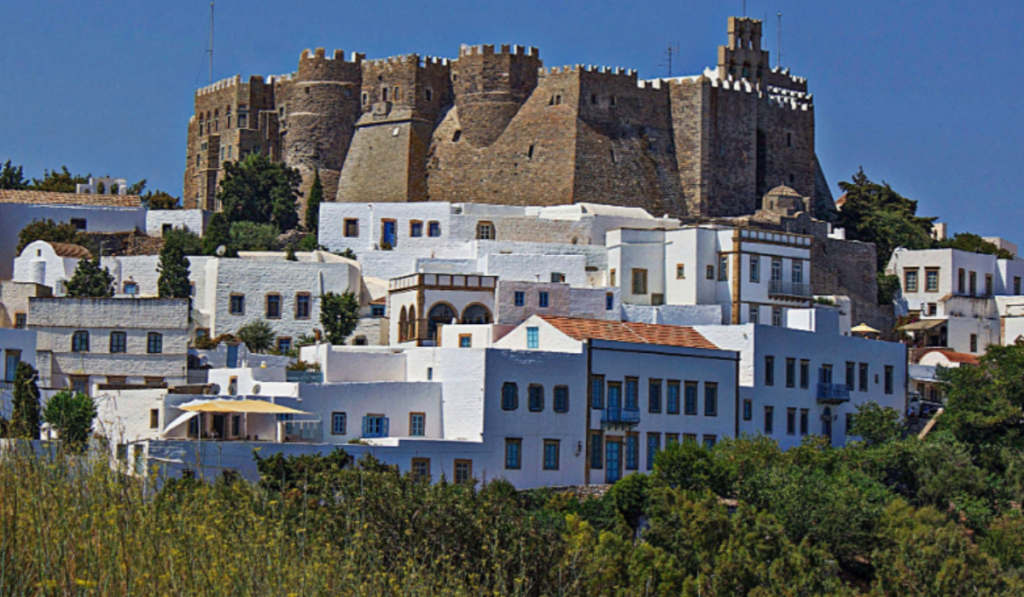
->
450, 44, 541, 147
717, 16, 771, 83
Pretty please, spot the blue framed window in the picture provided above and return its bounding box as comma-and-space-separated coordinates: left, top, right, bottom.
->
428, 221, 441, 237
703, 435, 717, 449
514, 291, 525, 307
539, 292, 549, 308
295, 294, 312, 319
553, 386, 569, 413
648, 380, 662, 413
606, 293, 614, 311
543, 440, 560, 470
371, 304, 386, 317
331, 412, 347, 434
505, 438, 522, 469
704, 383, 718, 417
590, 433, 603, 469
590, 376, 604, 409
684, 382, 698, 415
410, 413, 425, 436
362, 415, 389, 438
526, 327, 539, 349
667, 381, 680, 414
528, 385, 544, 412
625, 434, 639, 470
501, 382, 518, 411
459, 335, 472, 348
4, 351, 20, 382
647, 433, 661, 471
625, 378, 639, 411
410, 221, 423, 237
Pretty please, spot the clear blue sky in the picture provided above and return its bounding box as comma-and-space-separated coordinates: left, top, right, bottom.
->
1, 1, 1020, 242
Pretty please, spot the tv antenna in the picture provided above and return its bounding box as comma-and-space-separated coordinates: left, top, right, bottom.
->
660, 44, 680, 78
208, 2, 215, 84
777, 12, 783, 69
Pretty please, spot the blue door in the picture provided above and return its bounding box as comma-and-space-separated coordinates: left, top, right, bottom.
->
382, 220, 396, 248
4, 351, 20, 382
605, 440, 622, 484
226, 344, 239, 368
607, 384, 622, 413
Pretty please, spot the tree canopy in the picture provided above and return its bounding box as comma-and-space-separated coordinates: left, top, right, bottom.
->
0, 160, 27, 190
229, 221, 280, 252
936, 232, 1015, 259
320, 291, 360, 345
217, 152, 301, 233
16, 219, 93, 255
141, 190, 181, 210
65, 258, 114, 298
157, 229, 199, 299
42, 390, 97, 450
236, 320, 275, 353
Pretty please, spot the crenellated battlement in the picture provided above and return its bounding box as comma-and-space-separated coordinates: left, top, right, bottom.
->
458, 43, 540, 58
196, 75, 242, 97
301, 47, 363, 63
540, 64, 638, 81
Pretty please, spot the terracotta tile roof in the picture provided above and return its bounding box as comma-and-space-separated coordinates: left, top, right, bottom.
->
370, 296, 387, 305
539, 316, 719, 350
0, 189, 142, 208
49, 242, 92, 259
917, 348, 980, 365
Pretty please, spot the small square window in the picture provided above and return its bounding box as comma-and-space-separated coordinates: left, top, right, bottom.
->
459, 334, 472, 348
70, 218, 87, 231
230, 294, 245, 315
371, 304, 386, 317
344, 219, 359, 238
277, 337, 292, 353
266, 294, 281, 319
409, 221, 423, 237
14, 313, 27, 329
147, 332, 163, 354
550, 272, 565, 284
676, 264, 685, 279
428, 221, 441, 237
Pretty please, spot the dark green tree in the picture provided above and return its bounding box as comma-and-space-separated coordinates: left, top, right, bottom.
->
141, 190, 181, 210
65, 258, 114, 298
203, 212, 236, 257
217, 152, 301, 232
336, 247, 357, 260
43, 390, 97, 449
937, 232, 1015, 259
16, 219, 93, 254
305, 168, 323, 235
237, 320, 275, 353
229, 221, 280, 251
30, 166, 90, 193
295, 234, 321, 252
157, 229, 196, 299
10, 362, 41, 439
838, 168, 937, 271
319, 291, 360, 345
850, 401, 904, 445
0, 160, 27, 189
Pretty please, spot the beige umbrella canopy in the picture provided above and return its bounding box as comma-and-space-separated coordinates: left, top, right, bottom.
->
851, 323, 881, 334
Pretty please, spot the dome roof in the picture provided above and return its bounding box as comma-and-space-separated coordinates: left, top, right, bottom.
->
765, 185, 803, 198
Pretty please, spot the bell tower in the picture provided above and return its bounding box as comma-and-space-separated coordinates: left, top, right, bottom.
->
717, 17, 770, 83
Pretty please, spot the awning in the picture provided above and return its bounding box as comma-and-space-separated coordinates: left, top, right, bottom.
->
161, 411, 198, 437
898, 319, 947, 332
179, 399, 308, 415
851, 323, 881, 334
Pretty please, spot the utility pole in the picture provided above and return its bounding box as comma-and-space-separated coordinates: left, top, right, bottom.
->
208, 2, 215, 85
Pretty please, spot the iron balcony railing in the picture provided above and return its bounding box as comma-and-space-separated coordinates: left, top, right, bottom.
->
601, 407, 641, 428
286, 371, 324, 383
817, 383, 851, 404
769, 280, 813, 297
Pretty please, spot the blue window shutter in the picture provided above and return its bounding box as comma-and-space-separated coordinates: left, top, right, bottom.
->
383, 418, 389, 437
362, 416, 369, 436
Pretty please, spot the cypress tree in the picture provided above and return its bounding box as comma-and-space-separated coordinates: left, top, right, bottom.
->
305, 168, 323, 237
65, 258, 114, 298
157, 233, 192, 299
203, 212, 237, 257
10, 362, 41, 439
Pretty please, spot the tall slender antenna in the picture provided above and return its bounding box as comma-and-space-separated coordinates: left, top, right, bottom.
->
660, 44, 680, 77
777, 12, 782, 69
208, 2, 215, 84
743, 0, 746, 16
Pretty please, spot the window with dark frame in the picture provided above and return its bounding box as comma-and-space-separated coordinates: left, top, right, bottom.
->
109, 331, 127, 354
295, 293, 311, 319
266, 294, 282, 319
147, 333, 163, 354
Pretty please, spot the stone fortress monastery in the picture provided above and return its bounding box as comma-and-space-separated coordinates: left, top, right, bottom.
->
183, 17, 828, 221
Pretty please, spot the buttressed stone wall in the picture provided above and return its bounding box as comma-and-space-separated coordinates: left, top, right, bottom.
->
182, 17, 830, 220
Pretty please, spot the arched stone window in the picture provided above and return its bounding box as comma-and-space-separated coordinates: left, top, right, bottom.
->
398, 307, 408, 342
426, 303, 457, 343
407, 306, 417, 342
461, 304, 492, 325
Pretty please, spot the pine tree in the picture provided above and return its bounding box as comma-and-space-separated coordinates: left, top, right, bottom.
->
203, 212, 237, 257
65, 258, 114, 298
305, 168, 323, 236
157, 232, 192, 299
10, 362, 41, 439
320, 291, 361, 345
217, 152, 301, 232
0, 160, 27, 190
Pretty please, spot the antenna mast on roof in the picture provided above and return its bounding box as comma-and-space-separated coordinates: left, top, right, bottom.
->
208, 2, 215, 85
743, 1, 746, 16
777, 12, 783, 69
660, 44, 680, 77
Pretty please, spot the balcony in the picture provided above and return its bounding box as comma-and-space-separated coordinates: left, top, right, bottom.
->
817, 383, 851, 404
601, 407, 641, 429
286, 370, 324, 384
769, 280, 812, 298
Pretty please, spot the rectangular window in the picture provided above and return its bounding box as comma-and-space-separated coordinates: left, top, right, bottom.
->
787, 408, 796, 435
276, 337, 292, 353
676, 264, 685, 279
706, 264, 715, 280
927, 303, 937, 316
538, 291, 549, 308
970, 271, 977, 295
409, 413, 426, 436
344, 219, 359, 237
771, 258, 782, 282
646, 433, 661, 471
959, 268, 967, 294
362, 415, 389, 438
846, 413, 854, 436
459, 334, 472, 348
454, 459, 472, 483
765, 356, 775, 385
985, 274, 994, 297
764, 406, 774, 434
505, 438, 522, 470
792, 261, 804, 285
704, 383, 718, 417
72, 331, 90, 353
526, 327, 539, 349
371, 304, 386, 317
665, 433, 680, 446
970, 334, 978, 353
266, 294, 281, 319
149, 409, 159, 429
4, 350, 20, 382
799, 359, 810, 389
625, 377, 639, 411
1015, 277, 1021, 295
625, 434, 639, 470
477, 221, 494, 240
800, 408, 809, 435
501, 382, 518, 411
700, 435, 716, 448
846, 361, 856, 391
742, 399, 752, 421
553, 386, 569, 413
70, 218, 87, 231
331, 412, 347, 435
926, 268, 940, 292
632, 269, 648, 295
295, 293, 311, 319
667, 381, 680, 414
528, 385, 544, 412
750, 256, 760, 283
428, 221, 441, 237
651, 293, 664, 306
409, 220, 423, 237
610, 269, 616, 286
904, 268, 919, 293
550, 272, 565, 284
859, 363, 869, 392
718, 255, 729, 281
885, 366, 894, 394
230, 294, 245, 315
590, 432, 603, 469
684, 381, 698, 415
590, 375, 605, 409
648, 379, 662, 413
543, 440, 560, 471
411, 458, 430, 480
772, 307, 783, 327
514, 291, 525, 307
786, 358, 796, 388
684, 433, 698, 444
606, 293, 615, 311
110, 331, 127, 354
14, 313, 26, 329
147, 333, 163, 354
749, 304, 759, 325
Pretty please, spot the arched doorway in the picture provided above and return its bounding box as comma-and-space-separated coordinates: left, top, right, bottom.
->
461, 304, 492, 325
398, 307, 408, 342
407, 306, 417, 342
426, 303, 457, 343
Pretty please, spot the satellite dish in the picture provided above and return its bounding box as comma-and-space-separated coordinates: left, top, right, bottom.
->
252, 384, 261, 394
216, 245, 227, 257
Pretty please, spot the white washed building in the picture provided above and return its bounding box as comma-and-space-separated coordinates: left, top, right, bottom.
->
145, 209, 211, 238
0, 327, 38, 420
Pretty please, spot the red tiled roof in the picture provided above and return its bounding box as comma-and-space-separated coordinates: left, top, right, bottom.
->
539, 316, 719, 350
49, 242, 92, 259
370, 296, 387, 305
917, 348, 979, 365
0, 189, 142, 208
